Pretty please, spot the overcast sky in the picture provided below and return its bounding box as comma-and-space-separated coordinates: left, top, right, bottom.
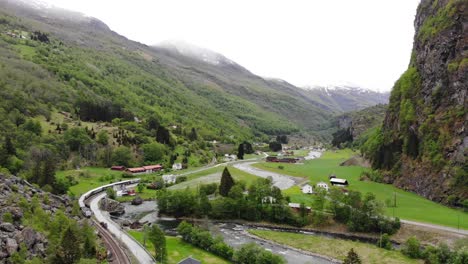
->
40, 0, 420, 91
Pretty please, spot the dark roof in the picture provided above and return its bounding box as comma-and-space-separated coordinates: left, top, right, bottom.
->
178, 257, 201, 264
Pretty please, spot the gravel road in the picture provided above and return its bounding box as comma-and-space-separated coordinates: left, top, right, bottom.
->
232, 162, 303, 190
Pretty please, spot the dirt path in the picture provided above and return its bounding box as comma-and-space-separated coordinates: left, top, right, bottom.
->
232, 162, 304, 190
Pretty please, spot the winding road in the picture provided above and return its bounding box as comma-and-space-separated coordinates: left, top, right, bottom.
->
89, 192, 156, 264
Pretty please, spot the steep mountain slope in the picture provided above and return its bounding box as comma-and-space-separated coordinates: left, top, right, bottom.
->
303, 85, 389, 113
0, 0, 337, 142
332, 104, 387, 147
362, 0, 467, 203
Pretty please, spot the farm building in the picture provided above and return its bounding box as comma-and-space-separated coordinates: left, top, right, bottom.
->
172, 163, 182, 170
330, 178, 348, 186
301, 184, 313, 194
316, 182, 329, 191
126, 164, 162, 175
126, 167, 146, 174
143, 165, 162, 172
111, 166, 126, 171
288, 203, 311, 212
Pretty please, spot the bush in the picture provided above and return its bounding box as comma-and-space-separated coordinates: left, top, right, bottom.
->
106, 187, 116, 199
175, 176, 187, 184
403, 237, 421, 258
2, 212, 13, 223
377, 233, 392, 250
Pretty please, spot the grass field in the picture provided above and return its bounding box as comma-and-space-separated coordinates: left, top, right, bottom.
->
128, 230, 229, 264
60, 163, 259, 201
253, 150, 468, 230
249, 230, 421, 264
167, 165, 260, 191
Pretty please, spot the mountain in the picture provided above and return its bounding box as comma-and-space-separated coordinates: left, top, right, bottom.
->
332, 104, 387, 147
0, 0, 339, 144
303, 85, 390, 113
361, 0, 467, 204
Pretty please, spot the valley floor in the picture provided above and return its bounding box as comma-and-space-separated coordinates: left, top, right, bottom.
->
251, 149, 468, 230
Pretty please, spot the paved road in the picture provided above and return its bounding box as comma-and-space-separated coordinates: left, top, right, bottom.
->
90, 193, 156, 264
232, 162, 303, 190
401, 219, 468, 236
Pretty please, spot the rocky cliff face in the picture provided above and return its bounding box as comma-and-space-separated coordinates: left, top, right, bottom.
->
0, 174, 79, 262
365, 0, 467, 203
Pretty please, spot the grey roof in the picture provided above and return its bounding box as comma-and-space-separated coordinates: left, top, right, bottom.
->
178, 257, 201, 264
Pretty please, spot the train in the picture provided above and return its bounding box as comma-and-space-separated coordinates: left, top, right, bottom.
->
78, 178, 141, 218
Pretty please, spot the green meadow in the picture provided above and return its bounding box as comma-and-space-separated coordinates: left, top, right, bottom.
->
254, 150, 468, 230
128, 230, 229, 264
59, 164, 259, 201
249, 230, 421, 264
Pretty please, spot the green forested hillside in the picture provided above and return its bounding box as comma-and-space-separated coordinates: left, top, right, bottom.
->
0, 0, 336, 194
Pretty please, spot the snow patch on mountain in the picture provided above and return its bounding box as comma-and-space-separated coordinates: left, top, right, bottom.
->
157, 40, 236, 66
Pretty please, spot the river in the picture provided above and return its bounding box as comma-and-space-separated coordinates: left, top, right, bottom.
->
117, 201, 336, 264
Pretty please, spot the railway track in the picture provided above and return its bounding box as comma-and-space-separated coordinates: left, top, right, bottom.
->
84, 195, 131, 264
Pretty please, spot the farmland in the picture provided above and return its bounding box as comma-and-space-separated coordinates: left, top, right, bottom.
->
254, 150, 468, 229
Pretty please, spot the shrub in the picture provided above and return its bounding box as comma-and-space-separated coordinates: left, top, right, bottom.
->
403, 236, 421, 258
377, 233, 392, 250
106, 187, 116, 199
175, 176, 187, 184
2, 212, 13, 223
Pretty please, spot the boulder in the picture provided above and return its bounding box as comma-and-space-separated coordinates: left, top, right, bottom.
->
0, 223, 15, 232
21, 228, 37, 249
131, 196, 143, 206
5, 237, 18, 255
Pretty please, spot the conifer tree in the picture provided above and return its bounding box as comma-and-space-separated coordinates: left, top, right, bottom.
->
344, 248, 361, 264
219, 167, 235, 196
237, 143, 244, 160
54, 226, 81, 264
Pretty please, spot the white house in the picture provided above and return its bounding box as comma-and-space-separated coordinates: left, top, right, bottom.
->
301, 184, 313, 194
261, 196, 277, 204
172, 163, 182, 170
162, 174, 176, 184
223, 154, 237, 162
316, 182, 329, 191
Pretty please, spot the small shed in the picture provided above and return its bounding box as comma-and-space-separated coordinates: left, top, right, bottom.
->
330, 178, 349, 186
111, 166, 126, 171
301, 184, 313, 194
329, 174, 337, 179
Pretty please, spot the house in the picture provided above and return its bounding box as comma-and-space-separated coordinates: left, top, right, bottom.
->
330, 178, 349, 187
223, 154, 237, 162
178, 257, 201, 264
162, 174, 176, 184
172, 163, 183, 170
111, 166, 126, 171
301, 184, 313, 194
261, 196, 277, 204
288, 203, 311, 212
316, 182, 329, 191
